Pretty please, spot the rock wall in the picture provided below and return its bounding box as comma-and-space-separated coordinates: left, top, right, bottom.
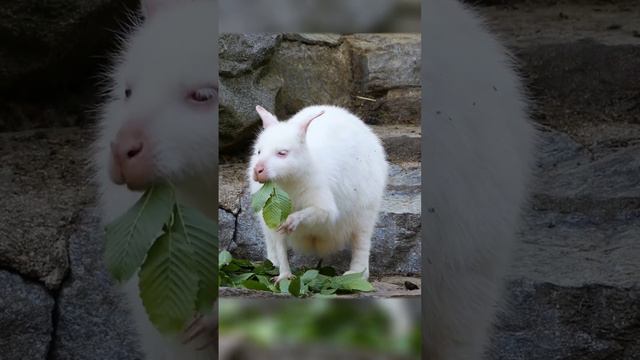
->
219, 33, 421, 156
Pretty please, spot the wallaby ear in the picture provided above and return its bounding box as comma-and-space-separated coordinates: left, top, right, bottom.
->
299, 110, 325, 139
141, 0, 191, 18
256, 105, 279, 128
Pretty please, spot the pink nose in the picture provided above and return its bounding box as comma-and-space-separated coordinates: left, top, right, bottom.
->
254, 164, 268, 183
109, 124, 154, 190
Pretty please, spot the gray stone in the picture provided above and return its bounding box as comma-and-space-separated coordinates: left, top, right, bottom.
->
371, 125, 421, 163
219, 208, 236, 252
347, 34, 421, 93
225, 163, 421, 276
219, 34, 282, 77
0, 128, 94, 290
53, 209, 141, 360
268, 40, 353, 117
219, 68, 284, 151
0, 271, 54, 359
490, 131, 640, 358
490, 280, 640, 360
506, 131, 640, 289
353, 87, 421, 126
282, 33, 344, 47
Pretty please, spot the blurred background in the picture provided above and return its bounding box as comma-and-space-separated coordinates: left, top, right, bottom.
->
218, 299, 421, 360
219, 0, 420, 33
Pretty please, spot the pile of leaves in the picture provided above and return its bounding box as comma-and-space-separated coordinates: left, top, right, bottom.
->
104, 183, 218, 334
219, 250, 374, 297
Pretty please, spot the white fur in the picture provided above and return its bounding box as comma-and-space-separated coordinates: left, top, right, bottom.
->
92, 1, 217, 359
424, 1, 536, 359
248, 105, 389, 280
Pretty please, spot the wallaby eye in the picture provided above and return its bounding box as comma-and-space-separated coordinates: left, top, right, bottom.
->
189, 87, 217, 104
124, 88, 132, 99
257, 150, 261, 155
277, 150, 289, 157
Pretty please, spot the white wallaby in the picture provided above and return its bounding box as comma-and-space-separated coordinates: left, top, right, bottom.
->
92, 0, 217, 358
424, 0, 536, 359
247, 105, 389, 282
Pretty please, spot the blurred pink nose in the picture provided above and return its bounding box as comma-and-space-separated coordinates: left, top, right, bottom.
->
253, 163, 268, 183
109, 123, 154, 191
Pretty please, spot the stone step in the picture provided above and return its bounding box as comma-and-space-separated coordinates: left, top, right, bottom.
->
219, 161, 421, 276
470, 4, 640, 358
475, 2, 640, 148
220, 123, 422, 166
490, 279, 640, 360
371, 124, 421, 163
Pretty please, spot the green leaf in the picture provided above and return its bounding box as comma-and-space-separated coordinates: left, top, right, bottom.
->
242, 279, 271, 292
231, 272, 254, 285
320, 287, 338, 295
262, 187, 292, 229
219, 250, 233, 268
138, 219, 199, 334
173, 205, 218, 314
307, 274, 331, 291
256, 275, 278, 292
278, 278, 291, 294
289, 277, 302, 297
251, 182, 293, 229
300, 270, 319, 284
331, 272, 375, 292
251, 182, 275, 212
105, 184, 175, 282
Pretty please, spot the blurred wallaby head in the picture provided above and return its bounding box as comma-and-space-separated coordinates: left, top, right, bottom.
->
97, 0, 217, 191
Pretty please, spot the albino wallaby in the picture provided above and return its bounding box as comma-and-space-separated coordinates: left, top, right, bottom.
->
247, 105, 389, 282
92, 0, 217, 358
424, 0, 536, 359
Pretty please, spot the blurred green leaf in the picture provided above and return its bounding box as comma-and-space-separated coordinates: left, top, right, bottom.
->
105, 184, 174, 282
289, 277, 301, 297
278, 278, 291, 294
138, 218, 198, 334
242, 279, 271, 292
300, 269, 319, 284
173, 204, 218, 314
219, 250, 233, 268
105, 183, 218, 335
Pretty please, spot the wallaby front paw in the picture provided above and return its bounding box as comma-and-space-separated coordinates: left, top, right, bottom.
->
277, 212, 303, 234
272, 272, 295, 284
344, 268, 369, 280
